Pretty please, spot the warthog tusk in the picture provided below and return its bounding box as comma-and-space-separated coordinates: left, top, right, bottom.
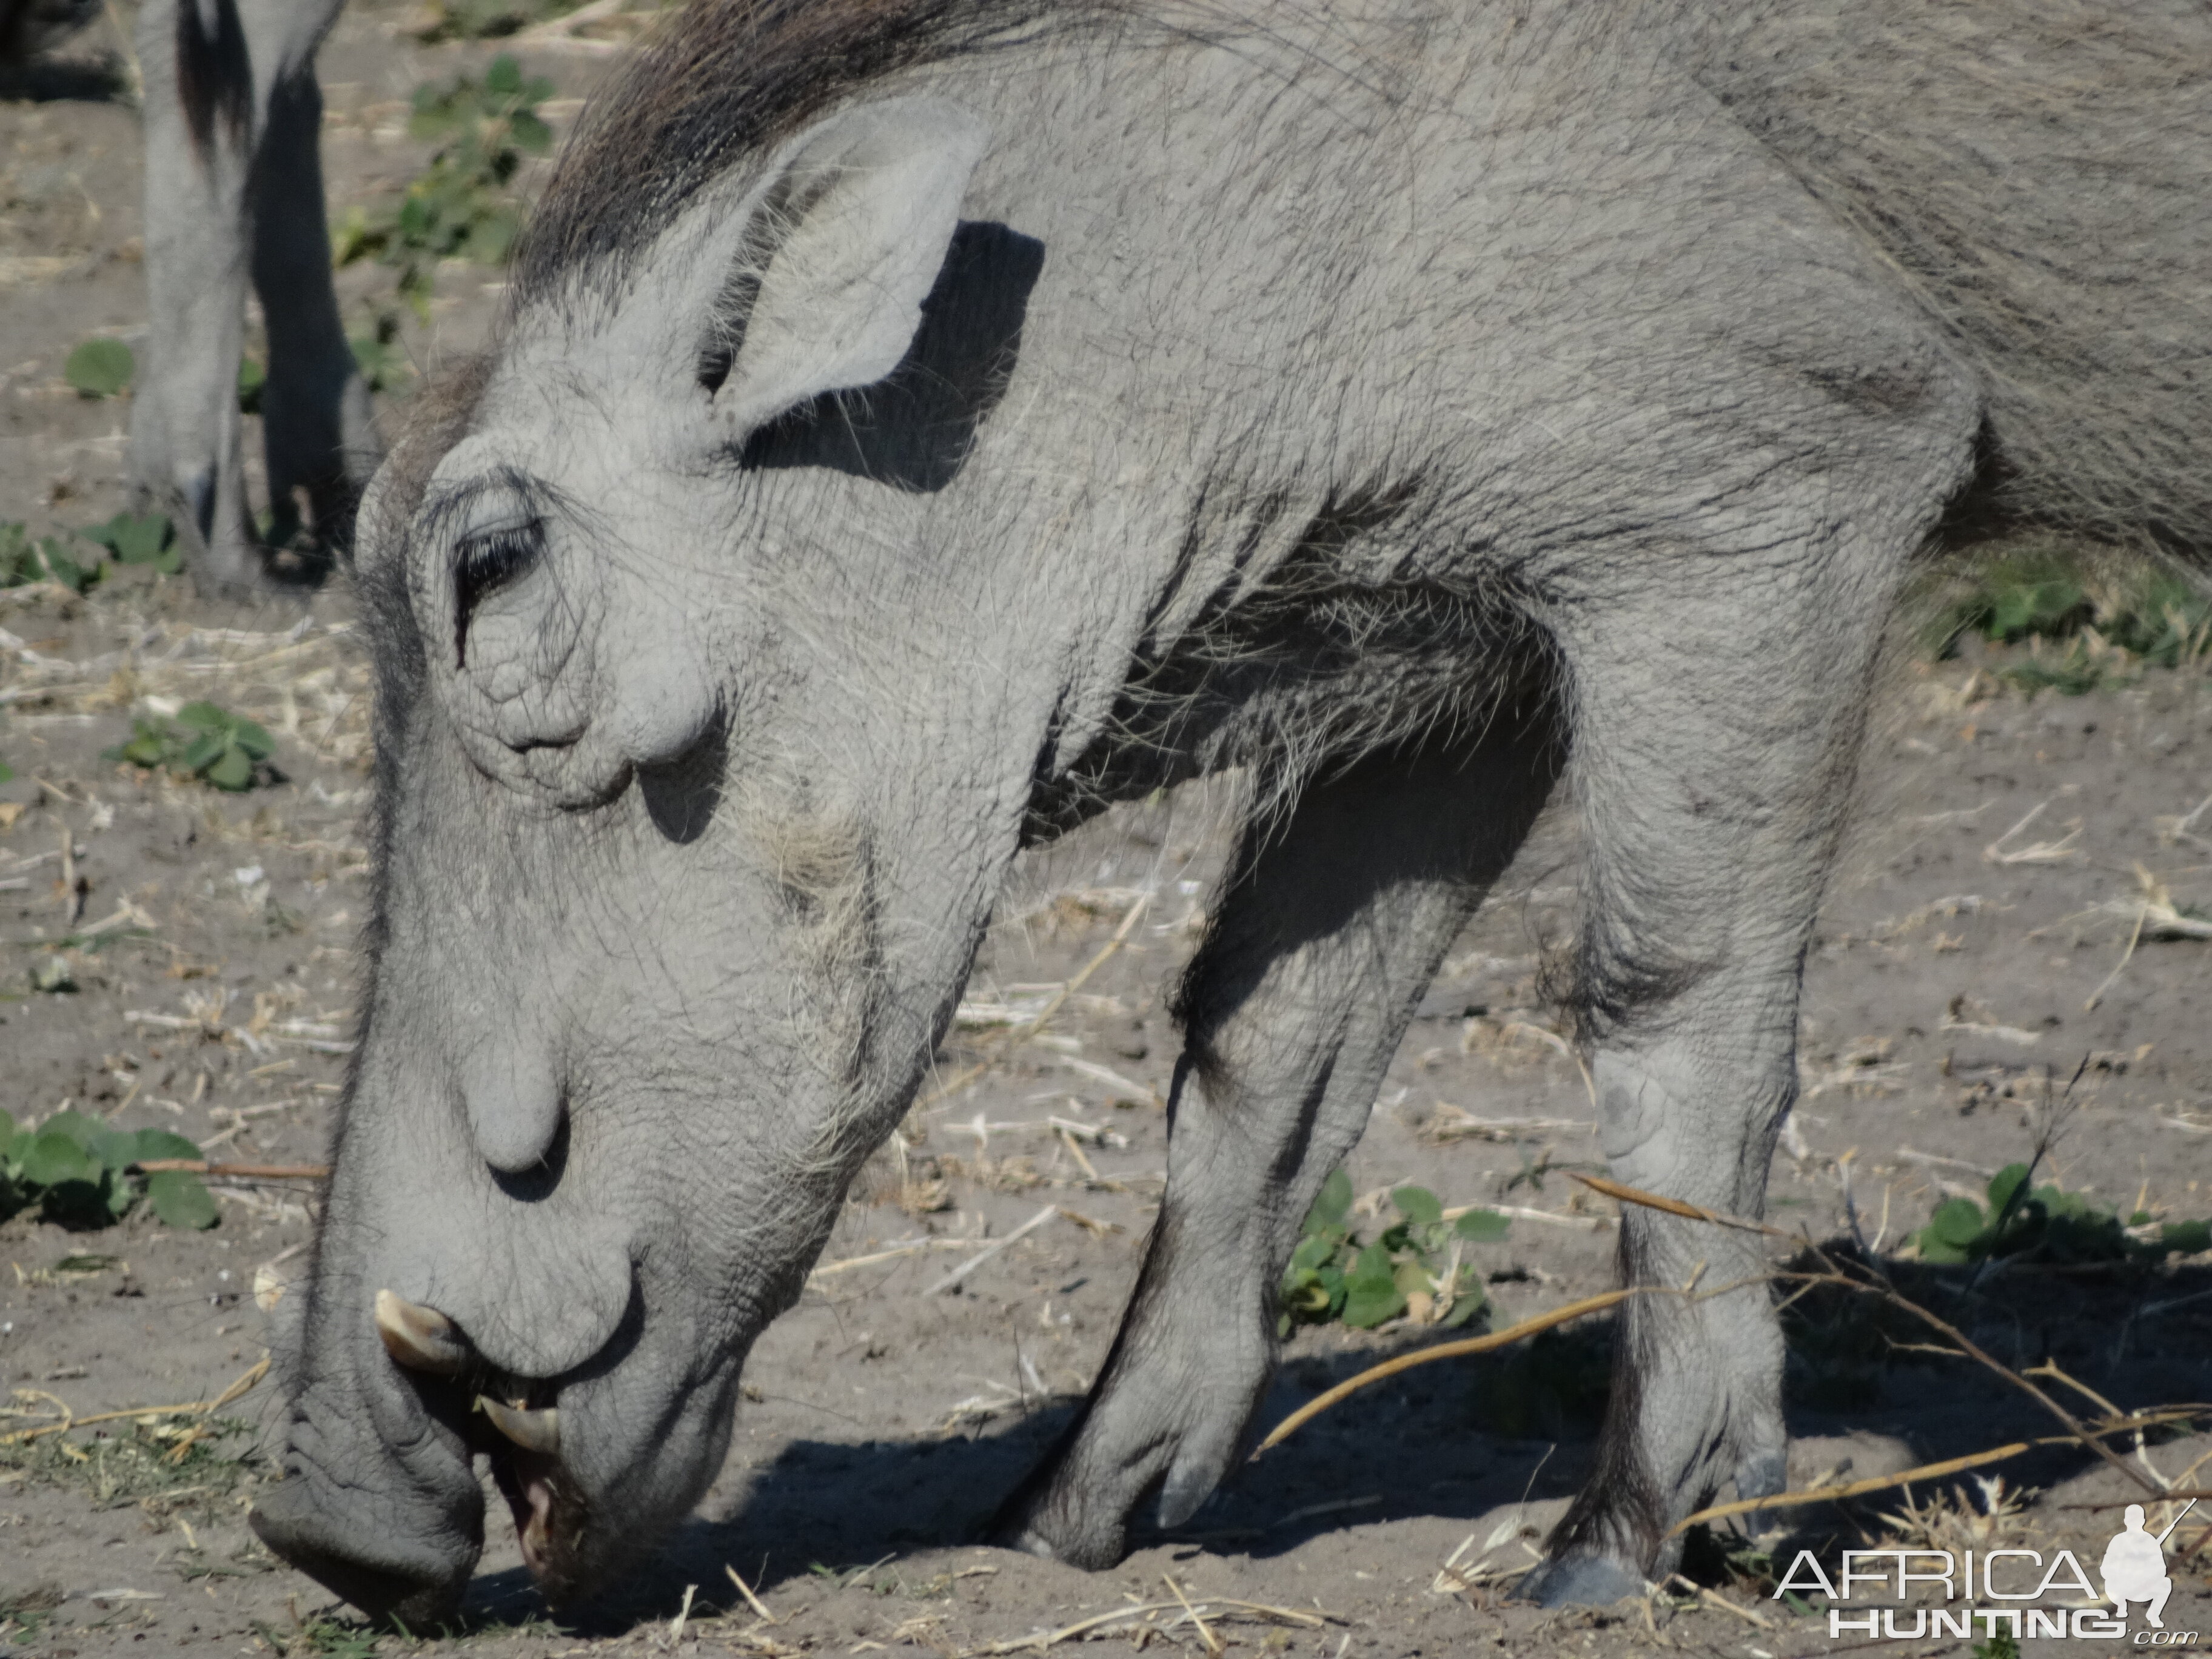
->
479, 1395, 561, 1456
373, 1289, 471, 1376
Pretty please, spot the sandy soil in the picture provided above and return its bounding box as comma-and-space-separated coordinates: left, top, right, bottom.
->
2, 10, 2211, 1655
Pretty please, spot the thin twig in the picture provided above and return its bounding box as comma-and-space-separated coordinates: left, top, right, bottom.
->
1570, 1173, 1792, 1238
1576, 1176, 2168, 1503
0, 1357, 267, 1445
135, 1159, 329, 1180
1666, 1574, 1774, 1629
923, 1205, 1059, 1295
1253, 1289, 1654, 1456
1671, 1415, 2198, 1536
2086, 901, 2149, 1011
723, 1563, 778, 1624
1784, 1259, 2162, 1499
1163, 1575, 1224, 1657
1007, 895, 1151, 1045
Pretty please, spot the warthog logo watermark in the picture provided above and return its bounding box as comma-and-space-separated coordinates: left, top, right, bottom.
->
1777, 1498, 2199, 1643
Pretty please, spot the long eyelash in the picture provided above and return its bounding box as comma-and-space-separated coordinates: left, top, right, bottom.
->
455, 523, 542, 667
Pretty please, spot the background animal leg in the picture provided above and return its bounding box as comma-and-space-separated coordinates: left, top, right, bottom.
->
997, 718, 1560, 1568
130, 0, 350, 592
252, 59, 378, 566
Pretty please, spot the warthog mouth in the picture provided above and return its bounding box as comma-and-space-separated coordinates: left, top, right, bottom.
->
483, 1403, 591, 1598
376, 1291, 598, 1603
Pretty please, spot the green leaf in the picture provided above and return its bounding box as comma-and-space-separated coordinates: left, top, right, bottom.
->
465, 211, 518, 266
1287, 1233, 1336, 1276
19, 1130, 96, 1187
1454, 1208, 1511, 1243
178, 731, 227, 775
0, 757, 11, 783
508, 110, 551, 154
204, 743, 255, 791
229, 717, 275, 760
33, 535, 93, 592
1985, 1162, 2031, 1216
132, 1128, 203, 1164
36, 1109, 102, 1150
86, 1126, 140, 1173
176, 701, 230, 732
2160, 1219, 2212, 1256
84, 510, 179, 571
1344, 1242, 1396, 1289
1307, 1168, 1352, 1230
236, 355, 266, 414
483, 53, 521, 94
64, 337, 135, 398
1926, 1197, 1988, 1250
147, 1170, 220, 1229
1392, 1185, 1443, 1227
1441, 1288, 1487, 1328
1341, 1277, 1407, 1329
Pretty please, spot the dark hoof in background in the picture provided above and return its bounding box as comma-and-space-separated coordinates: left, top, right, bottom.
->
208, 538, 337, 597
1515, 1553, 1648, 1606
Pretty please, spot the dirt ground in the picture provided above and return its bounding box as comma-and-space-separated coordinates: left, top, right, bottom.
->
3, 9, 2211, 1656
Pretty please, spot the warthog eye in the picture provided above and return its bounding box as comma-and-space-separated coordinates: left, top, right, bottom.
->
454, 521, 543, 666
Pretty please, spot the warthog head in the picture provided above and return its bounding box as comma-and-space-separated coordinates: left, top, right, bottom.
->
248, 92, 1068, 1617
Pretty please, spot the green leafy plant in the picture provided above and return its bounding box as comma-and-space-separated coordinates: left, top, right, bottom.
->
63, 336, 135, 398
79, 509, 181, 574
0, 518, 97, 592
0, 1108, 216, 1229
1973, 1631, 2020, 1659
1279, 1168, 1509, 1335
349, 313, 413, 394
106, 700, 276, 791
236, 354, 266, 415
1922, 545, 2212, 693
1911, 1161, 2211, 1267
333, 56, 554, 319
2, 512, 178, 591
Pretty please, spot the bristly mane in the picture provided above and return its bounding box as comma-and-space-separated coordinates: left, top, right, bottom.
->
515, 0, 1130, 301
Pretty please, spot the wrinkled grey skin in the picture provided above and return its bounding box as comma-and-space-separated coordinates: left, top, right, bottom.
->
246, 0, 2211, 1623
128, 0, 379, 589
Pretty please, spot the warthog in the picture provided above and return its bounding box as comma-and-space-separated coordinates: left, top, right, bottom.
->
246, 0, 2211, 1621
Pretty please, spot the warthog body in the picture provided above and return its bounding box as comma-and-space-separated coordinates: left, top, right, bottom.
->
247, 0, 2211, 1619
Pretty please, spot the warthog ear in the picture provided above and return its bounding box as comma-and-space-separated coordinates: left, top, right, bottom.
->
697, 96, 991, 433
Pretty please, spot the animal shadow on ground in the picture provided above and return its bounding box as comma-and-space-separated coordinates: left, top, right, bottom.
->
441, 1241, 2212, 1634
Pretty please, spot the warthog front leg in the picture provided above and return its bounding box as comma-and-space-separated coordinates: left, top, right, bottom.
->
1518, 550, 1920, 1606
997, 720, 1561, 1569
132, 0, 374, 593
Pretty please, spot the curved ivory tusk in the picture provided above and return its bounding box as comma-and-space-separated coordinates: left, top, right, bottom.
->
478, 1395, 561, 1457
374, 1289, 471, 1376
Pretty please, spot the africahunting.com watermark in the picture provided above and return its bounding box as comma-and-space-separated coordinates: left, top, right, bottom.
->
1778, 1503, 2199, 1643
